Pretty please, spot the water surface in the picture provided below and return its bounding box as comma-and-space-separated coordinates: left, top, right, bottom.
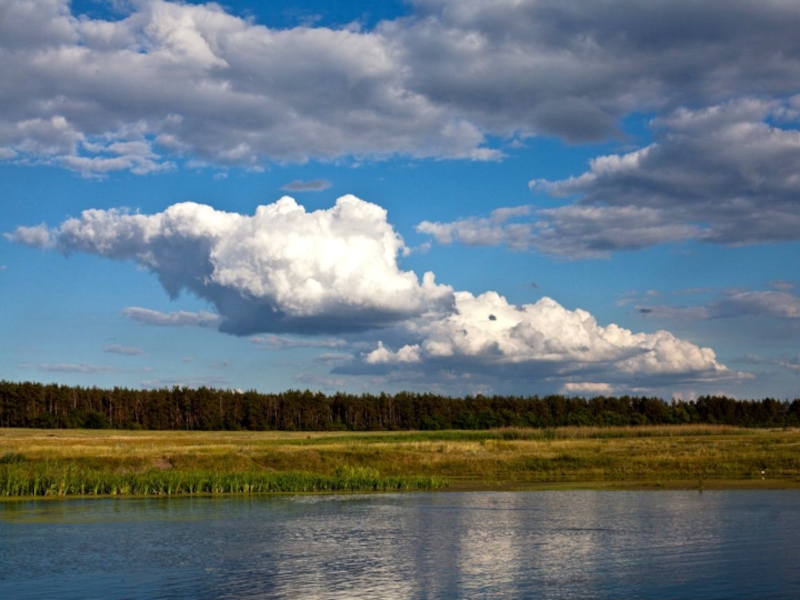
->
1, 491, 798, 599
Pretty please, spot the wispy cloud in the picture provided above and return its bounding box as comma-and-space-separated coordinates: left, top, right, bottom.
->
770, 280, 796, 292
313, 352, 355, 365
250, 335, 348, 350
775, 358, 800, 374
20, 363, 117, 374
104, 344, 145, 356
122, 307, 221, 328
639, 290, 800, 321
417, 206, 533, 249
742, 354, 800, 375
672, 287, 716, 297
281, 179, 332, 192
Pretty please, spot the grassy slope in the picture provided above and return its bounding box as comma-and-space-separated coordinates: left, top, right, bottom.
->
2, 425, 800, 497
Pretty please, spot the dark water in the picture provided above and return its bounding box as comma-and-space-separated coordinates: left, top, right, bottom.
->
1, 491, 799, 599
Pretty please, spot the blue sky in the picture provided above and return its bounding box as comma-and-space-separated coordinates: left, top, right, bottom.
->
2, 0, 800, 399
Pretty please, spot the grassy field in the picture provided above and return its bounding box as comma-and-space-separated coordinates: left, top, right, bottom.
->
2, 425, 800, 498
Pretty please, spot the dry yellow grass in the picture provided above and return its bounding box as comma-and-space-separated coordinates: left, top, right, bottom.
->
2, 424, 800, 496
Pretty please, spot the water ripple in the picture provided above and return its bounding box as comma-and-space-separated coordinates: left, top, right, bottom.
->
1, 491, 799, 599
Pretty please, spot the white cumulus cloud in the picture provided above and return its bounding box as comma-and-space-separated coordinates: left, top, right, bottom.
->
364, 291, 733, 381
11, 193, 746, 389
12, 195, 453, 335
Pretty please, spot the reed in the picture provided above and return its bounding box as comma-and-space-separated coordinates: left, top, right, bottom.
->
0, 462, 447, 497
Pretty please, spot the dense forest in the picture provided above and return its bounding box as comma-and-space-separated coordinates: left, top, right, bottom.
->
1, 381, 798, 431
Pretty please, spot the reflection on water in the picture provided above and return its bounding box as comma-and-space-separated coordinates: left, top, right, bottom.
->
1, 491, 799, 599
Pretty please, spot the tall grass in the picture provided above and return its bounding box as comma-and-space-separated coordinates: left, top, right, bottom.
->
1, 425, 798, 498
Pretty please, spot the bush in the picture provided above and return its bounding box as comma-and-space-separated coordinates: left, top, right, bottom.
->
82, 410, 108, 429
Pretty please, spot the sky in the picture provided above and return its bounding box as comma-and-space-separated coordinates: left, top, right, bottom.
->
2, 0, 800, 399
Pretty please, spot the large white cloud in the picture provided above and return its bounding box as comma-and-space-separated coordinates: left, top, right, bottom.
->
8, 192, 745, 388
364, 291, 734, 381
5, 0, 800, 173
8, 195, 454, 334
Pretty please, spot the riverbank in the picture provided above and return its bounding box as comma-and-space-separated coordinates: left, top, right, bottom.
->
2, 425, 799, 497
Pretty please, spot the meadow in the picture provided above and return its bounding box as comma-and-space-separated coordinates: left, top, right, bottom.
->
2, 425, 799, 498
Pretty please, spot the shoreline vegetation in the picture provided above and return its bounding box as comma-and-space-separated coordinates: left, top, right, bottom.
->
2, 425, 799, 499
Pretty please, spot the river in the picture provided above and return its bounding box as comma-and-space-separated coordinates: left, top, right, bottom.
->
1, 490, 798, 599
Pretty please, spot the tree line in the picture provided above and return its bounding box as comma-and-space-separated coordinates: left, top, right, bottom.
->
1, 380, 798, 431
